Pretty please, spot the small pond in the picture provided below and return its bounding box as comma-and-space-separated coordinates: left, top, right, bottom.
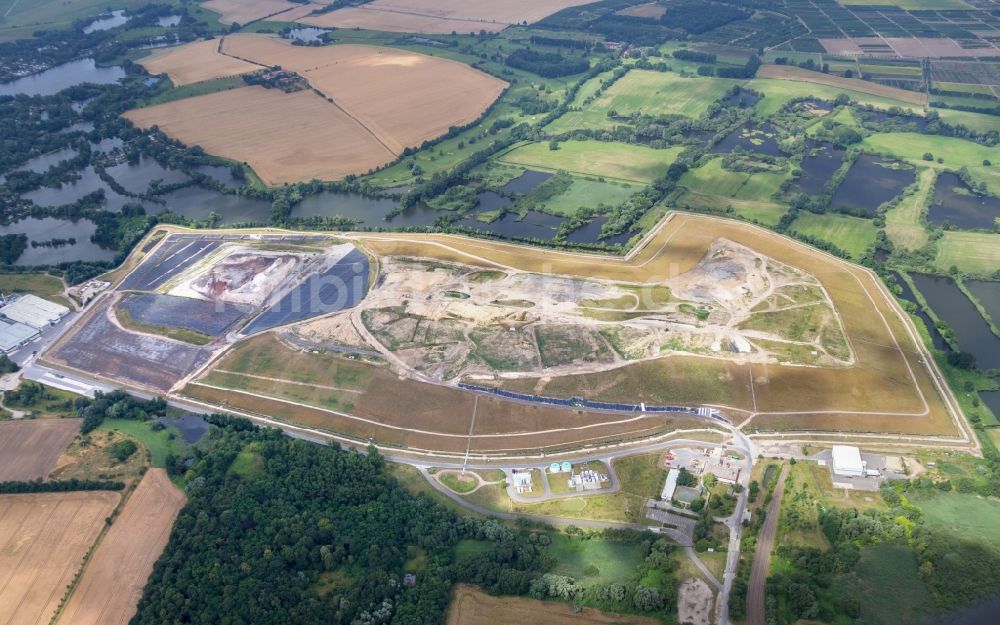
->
83, 10, 129, 34
830, 154, 914, 215
500, 170, 551, 195
892, 271, 951, 352
926, 172, 1000, 231
156, 414, 215, 444
795, 141, 844, 195
107, 156, 190, 194
10, 147, 78, 175
457, 210, 561, 241
22, 166, 137, 212
565, 216, 637, 246
194, 164, 245, 188
710, 123, 785, 157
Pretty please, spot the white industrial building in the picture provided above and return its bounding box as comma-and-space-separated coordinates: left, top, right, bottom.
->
661, 468, 680, 501
0, 318, 39, 353
0, 294, 69, 329
831, 445, 866, 478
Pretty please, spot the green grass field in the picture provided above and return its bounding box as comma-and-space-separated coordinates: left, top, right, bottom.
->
748, 78, 925, 117
860, 132, 1000, 190
538, 177, 637, 216
885, 168, 933, 251
548, 71, 737, 132
0, 272, 72, 308
499, 141, 682, 184
98, 418, 189, 468
139, 75, 247, 107
911, 492, 1000, 546
790, 211, 879, 259
934, 231, 1000, 275
935, 108, 1000, 135
678, 157, 789, 201
546, 533, 644, 585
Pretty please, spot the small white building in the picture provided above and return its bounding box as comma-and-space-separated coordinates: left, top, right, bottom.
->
511, 471, 533, 494
0, 294, 69, 329
661, 468, 680, 501
831, 445, 865, 478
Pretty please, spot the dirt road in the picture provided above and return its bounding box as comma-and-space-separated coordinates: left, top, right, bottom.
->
747, 464, 788, 625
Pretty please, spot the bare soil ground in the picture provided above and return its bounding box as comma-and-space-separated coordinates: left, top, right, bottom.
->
48, 429, 149, 486
616, 3, 667, 18
125, 86, 395, 184
756, 64, 928, 106
356, 211, 958, 436
0, 419, 81, 481
137, 38, 261, 86
298, 0, 599, 34
55, 469, 184, 625
678, 577, 714, 625
0, 491, 119, 625
446, 584, 660, 625
221, 36, 507, 154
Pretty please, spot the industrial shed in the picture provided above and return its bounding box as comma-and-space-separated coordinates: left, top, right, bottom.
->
0, 294, 69, 329
0, 318, 39, 353
831, 445, 865, 478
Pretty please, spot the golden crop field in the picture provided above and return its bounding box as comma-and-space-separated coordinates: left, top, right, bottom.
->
56, 470, 185, 625
446, 584, 661, 625
125, 86, 396, 184
0, 491, 119, 625
201, 0, 316, 25
756, 64, 929, 106
355, 212, 962, 438
298, 0, 599, 33
221, 35, 507, 153
137, 38, 262, 86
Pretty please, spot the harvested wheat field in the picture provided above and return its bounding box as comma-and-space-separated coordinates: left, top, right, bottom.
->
221, 35, 507, 153
0, 419, 81, 481
137, 38, 262, 86
447, 584, 659, 625
125, 86, 395, 184
55, 469, 184, 625
300, 0, 599, 33
756, 64, 928, 106
0, 490, 119, 625
201, 0, 315, 24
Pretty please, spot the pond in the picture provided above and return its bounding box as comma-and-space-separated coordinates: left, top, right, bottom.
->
710, 123, 785, 157
0, 217, 117, 265
287, 27, 327, 43
475, 191, 511, 212
500, 170, 551, 195
926, 172, 1000, 231
195, 164, 244, 188
857, 110, 929, 132
157, 15, 182, 27
156, 414, 215, 444
22, 166, 138, 212
156, 186, 272, 225
457, 210, 562, 241
980, 391, 1000, 422
106, 156, 190, 194
795, 141, 844, 195
911, 273, 1000, 370
565, 217, 637, 246
830, 154, 914, 215
0, 59, 125, 97
10, 147, 78, 175
83, 10, 129, 34
91, 137, 124, 153
966, 280, 1000, 328
891, 271, 951, 352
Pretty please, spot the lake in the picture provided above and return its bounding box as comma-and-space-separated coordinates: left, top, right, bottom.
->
107, 156, 190, 194
0, 59, 125, 97
156, 186, 272, 225
796, 141, 844, 195
500, 170, 551, 194
22, 166, 138, 212
911, 273, 1000, 370
0, 217, 117, 265
457, 210, 562, 241
565, 217, 637, 246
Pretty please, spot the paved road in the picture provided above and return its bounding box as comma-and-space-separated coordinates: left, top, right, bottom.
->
747, 464, 789, 625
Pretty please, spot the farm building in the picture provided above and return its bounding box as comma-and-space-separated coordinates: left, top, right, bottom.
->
832, 445, 865, 478
0, 318, 39, 353
1, 294, 69, 329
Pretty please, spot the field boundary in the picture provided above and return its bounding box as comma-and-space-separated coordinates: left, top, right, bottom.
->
756, 64, 928, 107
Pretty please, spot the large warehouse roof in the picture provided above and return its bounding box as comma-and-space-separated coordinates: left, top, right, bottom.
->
0, 318, 39, 352
1, 294, 69, 329
831, 445, 865, 476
